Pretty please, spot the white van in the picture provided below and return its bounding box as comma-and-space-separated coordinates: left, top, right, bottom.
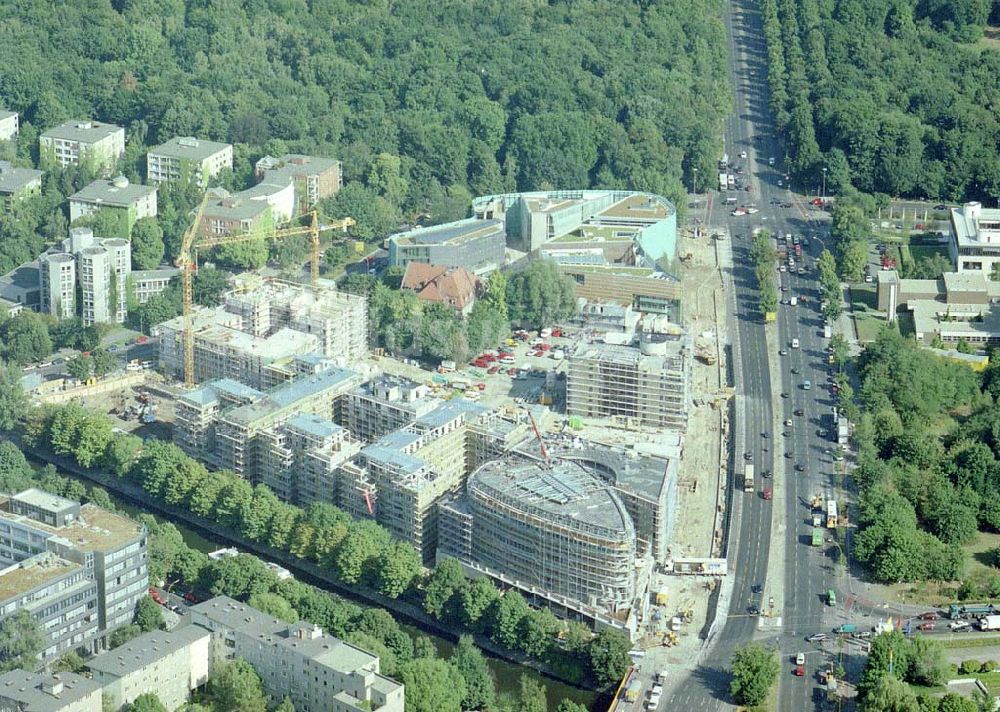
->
791, 338, 800, 349
790, 297, 798, 306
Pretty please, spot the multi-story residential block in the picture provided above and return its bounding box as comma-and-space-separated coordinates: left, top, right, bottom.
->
192, 596, 404, 712
0, 111, 18, 142
0, 160, 43, 212
39, 121, 124, 175
566, 332, 690, 431
341, 375, 440, 443
68, 176, 157, 233
212, 367, 362, 481
38, 228, 133, 325
388, 219, 506, 275
400, 263, 479, 315
0, 552, 100, 662
0, 489, 148, 648
146, 137, 233, 187
38, 253, 77, 319
259, 413, 363, 507
87, 626, 210, 711
198, 187, 275, 240
0, 670, 103, 712
339, 400, 495, 562
130, 268, 180, 304
255, 154, 342, 216
173, 379, 265, 462
156, 278, 368, 386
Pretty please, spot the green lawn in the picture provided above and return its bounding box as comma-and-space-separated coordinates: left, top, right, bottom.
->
908, 243, 950, 262
850, 285, 877, 309
940, 635, 1000, 650
854, 314, 886, 343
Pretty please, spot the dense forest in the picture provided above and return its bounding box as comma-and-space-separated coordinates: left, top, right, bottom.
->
762, 0, 1000, 202
0, 0, 729, 227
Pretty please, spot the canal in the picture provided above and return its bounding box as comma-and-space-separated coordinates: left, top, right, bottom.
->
88, 482, 603, 710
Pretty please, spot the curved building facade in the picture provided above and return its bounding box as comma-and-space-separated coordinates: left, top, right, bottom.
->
443, 457, 637, 610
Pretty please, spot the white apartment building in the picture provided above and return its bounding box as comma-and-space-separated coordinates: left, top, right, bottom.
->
192, 597, 404, 712
146, 137, 233, 187
950, 201, 1000, 277
0, 111, 18, 142
39, 120, 124, 175
68, 176, 157, 228
88, 627, 210, 711
0, 670, 103, 712
39, 252, 77, 319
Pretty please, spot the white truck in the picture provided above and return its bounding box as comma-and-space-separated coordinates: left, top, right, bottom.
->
719, 172, 728, 191
979, 615, 1000, 631
790, 296, 798, 306
824, 324, 832, 339
743, 464, 755, 493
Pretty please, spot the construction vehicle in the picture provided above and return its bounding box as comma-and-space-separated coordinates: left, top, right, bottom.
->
695, 347, 717, 365
175, 196, 354, 386
812, 528, 824, 546
826, 500, 838, 529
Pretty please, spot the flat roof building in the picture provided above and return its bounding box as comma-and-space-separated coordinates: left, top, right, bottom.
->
0, 160, 43, 211
39, 121, 124, 176
950, 201, 1000, 276
0, 489, 148, 650
566, 331, 690, 431
191, 596, 404, 712
438, 456, 639, 627
146, 137, 233, 187
130, 267, 180, 304
87, 626, 210, 711
156, 278, 368, 387
342, 375, 440, 443
68, 176, 157, 230
0, 670, 102, 712
39, 228, 132, 325
388, 218, 506, 275
254, 154, 342, 217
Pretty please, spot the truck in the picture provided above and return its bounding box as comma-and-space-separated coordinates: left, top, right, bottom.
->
949, 603, 997, 620
727, 174, 736, 189
790, 296, 798, 307
824, 324, 832, 339
836, 624, 858, 635
744, 464, 755, 492
624, 679, 642, 703
812, 513, 824, 527
978, 615, 1000, 631
812, 528, 824, 546
719, 172, 728, 191
826, 500, 838, 529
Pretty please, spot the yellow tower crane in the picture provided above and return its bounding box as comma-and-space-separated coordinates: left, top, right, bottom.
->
174, 200, 356, 387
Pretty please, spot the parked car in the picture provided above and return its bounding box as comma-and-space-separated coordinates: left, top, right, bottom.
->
807, 633, 827, 643
918, 612, 940, 621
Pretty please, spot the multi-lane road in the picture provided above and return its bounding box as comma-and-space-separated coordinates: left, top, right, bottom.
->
662, 0, 843, 708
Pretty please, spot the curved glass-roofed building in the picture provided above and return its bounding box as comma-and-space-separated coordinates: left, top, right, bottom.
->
441, 457, 637, 611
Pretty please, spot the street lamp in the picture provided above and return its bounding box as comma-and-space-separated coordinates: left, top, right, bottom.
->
822, 167, 827, 201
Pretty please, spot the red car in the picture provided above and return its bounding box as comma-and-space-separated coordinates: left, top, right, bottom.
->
918, 612, 939, 621
794, 665, 805, 676
487, 366, 499, 374
918, 622, 936, 631
507, 368, 518, 377
810, 198, 824, 207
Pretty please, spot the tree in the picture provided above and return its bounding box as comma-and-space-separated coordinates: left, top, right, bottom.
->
247, 592, 299, 623
818, 249, 843, 319
213, 238, 268, 272
489, 590, 530, 650
375, 541, 422, 599
555, 701, 590, 712
423, 557, 466, 619
729, 643, 779, 707
862, 674, 919, 712
516, 675, 548, 712
109, 623, 142, 648
0, 441, 33, 493
335, 520, 391, 585
936, 693, 979, 712
458, 577, 501, 631
205, 659, 267, 712
90, 348, 118, 377
909, 635, 948, 686
0, 362, 27, 430
0, 609, 43, 672
830, 205, 870, 280
125, 693, 169, 712
861, 631, 912, 694
506, 260, 578, 329
0, 311, 52, 365
135, 594, 164, 632
204, 554, 276, 600
50, 650, 85, 674
66, 355, 91, 381
452, 635, 496, 712
130, 218, 165, 269
588, 628, 632, 688
399, 658, 467, 712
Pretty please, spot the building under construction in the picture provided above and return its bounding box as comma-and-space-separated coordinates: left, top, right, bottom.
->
437, 456, 641, 633
156, 277, 367, 388
173, 365, 363, 483
566, 329, 690, 430
342, 375, 441, 443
